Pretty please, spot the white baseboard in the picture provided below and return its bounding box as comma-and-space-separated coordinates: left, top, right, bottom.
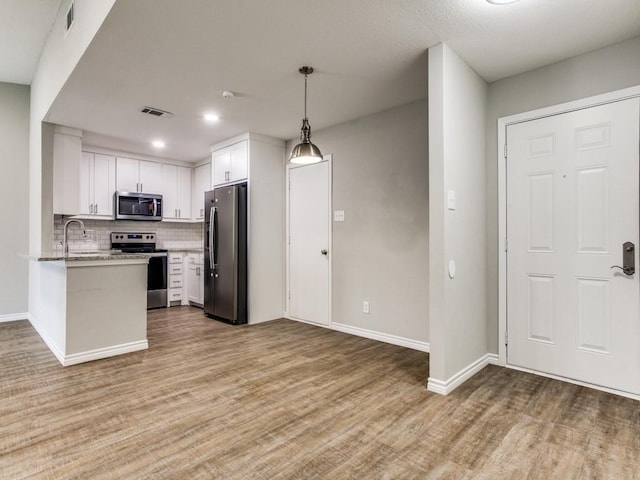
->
28, 312, 148, 366
28, 313, 66, 365
285, 315, 430, 353
427, 353, 499, 395
62, 340, 148, 366
0, 312, 29, 323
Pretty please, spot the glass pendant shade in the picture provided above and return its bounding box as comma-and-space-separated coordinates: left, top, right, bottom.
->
289, 66, 323, 165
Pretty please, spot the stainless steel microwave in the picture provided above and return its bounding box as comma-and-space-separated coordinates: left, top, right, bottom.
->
115, 192, 163, 221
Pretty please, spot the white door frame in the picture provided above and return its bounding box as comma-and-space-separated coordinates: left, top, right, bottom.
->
285, 154, 333, 325
497, 85, 640, 374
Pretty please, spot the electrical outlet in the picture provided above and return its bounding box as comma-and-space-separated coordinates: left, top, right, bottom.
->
363, 301, 370, 314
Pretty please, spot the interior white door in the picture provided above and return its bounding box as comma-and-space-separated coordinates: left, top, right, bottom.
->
288, 162, 330, 325
507, 98, 640, 395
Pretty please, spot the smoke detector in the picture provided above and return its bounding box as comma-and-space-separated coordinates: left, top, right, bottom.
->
140, 106, 174, 118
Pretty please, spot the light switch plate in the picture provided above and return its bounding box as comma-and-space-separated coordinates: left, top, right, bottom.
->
447, 190, 456, 210
334, 210, 345, 222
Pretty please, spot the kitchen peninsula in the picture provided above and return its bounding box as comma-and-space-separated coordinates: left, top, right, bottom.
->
31, 252, 150, 366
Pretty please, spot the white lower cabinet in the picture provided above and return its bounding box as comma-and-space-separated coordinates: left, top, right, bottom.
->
187, 253, 204, 306
168, 252, 184, 305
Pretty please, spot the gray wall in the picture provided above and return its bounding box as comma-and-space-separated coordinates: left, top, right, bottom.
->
428, 44, 488, 384
0, 83, 30, 317
287, 100, 429, 344
486, 36, 640, 353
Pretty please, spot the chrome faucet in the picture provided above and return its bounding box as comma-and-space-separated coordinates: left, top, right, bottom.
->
63, 219, 87, 255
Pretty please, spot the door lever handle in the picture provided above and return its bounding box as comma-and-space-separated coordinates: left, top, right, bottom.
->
611, 241, 635, 276
610, 265, 634, 275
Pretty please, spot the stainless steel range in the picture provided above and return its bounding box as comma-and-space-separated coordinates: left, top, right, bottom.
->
111, 232, 167, 309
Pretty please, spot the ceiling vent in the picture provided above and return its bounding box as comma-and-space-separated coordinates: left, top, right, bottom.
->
140, 107, 174, 118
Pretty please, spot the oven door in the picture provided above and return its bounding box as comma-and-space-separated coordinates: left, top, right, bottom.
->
147, 254, 167, 309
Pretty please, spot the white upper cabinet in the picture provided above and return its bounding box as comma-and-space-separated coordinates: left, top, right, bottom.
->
212, 140, 248, 186
192, 163, 211, 221
116, 157, 163, 194
53, 128, 82, 215
162, 164, 192, 220
79, 152, 116, 217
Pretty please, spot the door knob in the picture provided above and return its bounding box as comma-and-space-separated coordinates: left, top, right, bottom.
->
611, 241, 635, 276
321, 249, 328, 255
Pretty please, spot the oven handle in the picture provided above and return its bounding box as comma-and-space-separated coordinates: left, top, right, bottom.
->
152, 198, 158, 217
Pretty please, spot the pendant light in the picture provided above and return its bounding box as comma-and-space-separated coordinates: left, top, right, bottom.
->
289, 66, 323, 164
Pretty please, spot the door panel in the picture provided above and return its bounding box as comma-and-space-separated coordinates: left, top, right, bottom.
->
289, 162, 330, 325
507, 98, 640, 395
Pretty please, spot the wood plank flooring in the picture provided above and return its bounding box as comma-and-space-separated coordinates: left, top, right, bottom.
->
1, 307, 639, 479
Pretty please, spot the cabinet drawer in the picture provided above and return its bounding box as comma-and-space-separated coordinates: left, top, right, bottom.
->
169, 264, 183, 275
169, 253, 183, 264
169, 276, 183, 288
169, 288, 182, 301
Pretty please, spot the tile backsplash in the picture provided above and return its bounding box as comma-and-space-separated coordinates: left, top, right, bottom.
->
53, 215, 203, 253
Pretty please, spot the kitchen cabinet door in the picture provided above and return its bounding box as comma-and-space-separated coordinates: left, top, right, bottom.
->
53, 130, 82, 215
212, 140, 248, 186
230, 141, 248, 181
192, 163, 211, 220
139, 160, 163, 194
187, 253, 204, 305
177, 166, 192, 219
80, 152, 116, 217
116, 157, 139, 192
163, 164, 179, 219
212, 149, 231, 186
163, 165, 192, 220
93, 154, 116, 216
79, 152, 93, 215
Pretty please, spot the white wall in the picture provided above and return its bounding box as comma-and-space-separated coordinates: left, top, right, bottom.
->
485, 36, 640, 353
0, 83, 30, 318
287, 100, 429, 346
29, 0, 116, 334
428, 44, 488, 389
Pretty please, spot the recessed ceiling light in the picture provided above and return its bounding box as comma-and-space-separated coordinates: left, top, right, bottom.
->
204, 113, 220, 122
152, 140, 166, 149
486, 0, 520, 4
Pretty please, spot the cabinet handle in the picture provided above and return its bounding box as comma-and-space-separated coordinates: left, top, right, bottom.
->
178, 208, 181, 218
140, 183, 143, 192
89, 204, 93, 214
95, 203, 98, 213
200, 208, 204, 217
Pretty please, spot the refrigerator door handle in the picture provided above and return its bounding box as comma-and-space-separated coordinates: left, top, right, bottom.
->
209, 206, 215, 269
212, 206, 218, 269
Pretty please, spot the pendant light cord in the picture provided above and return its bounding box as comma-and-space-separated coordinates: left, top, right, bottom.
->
304, 73, 308, 119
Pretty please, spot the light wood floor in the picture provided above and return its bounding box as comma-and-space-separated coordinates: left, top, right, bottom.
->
1, 307, 639, 479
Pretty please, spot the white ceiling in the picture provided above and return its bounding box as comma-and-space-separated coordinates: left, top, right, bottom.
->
10, 0, 640, 162
0, 0, 64, 85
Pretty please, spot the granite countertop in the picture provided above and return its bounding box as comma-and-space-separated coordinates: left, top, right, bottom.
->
37, 251, 151, 262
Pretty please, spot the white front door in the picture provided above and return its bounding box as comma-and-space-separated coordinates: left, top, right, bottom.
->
507, 98, 640, 395
288, 161, 330, 325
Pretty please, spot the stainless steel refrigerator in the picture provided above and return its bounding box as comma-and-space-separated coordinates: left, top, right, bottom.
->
204, 183, 248, 324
